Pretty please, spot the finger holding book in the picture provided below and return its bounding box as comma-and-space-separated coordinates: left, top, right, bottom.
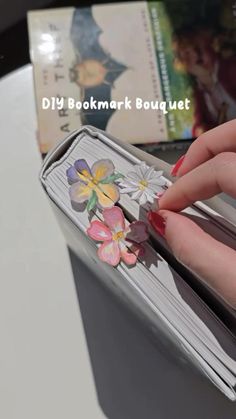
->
171, 119, 236, 178
158, 151, 236, 212
149, 209, 236, 310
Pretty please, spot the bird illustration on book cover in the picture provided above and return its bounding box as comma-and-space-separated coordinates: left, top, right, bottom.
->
69, 8, 128, 130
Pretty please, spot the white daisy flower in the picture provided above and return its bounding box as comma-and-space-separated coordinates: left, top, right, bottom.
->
118, 162, 166, 205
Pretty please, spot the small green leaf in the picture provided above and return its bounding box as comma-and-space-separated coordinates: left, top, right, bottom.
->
100, 173, 124, 184
86, 191, 97, 212
113, 172, 124, 181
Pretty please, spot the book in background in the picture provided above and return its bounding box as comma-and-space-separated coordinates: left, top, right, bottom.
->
28, 0, 236, 155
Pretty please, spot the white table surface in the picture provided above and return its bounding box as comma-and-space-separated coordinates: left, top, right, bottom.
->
0, 65, 105, 419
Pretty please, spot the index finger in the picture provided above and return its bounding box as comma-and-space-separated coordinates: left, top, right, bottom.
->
178, 119, 236, 176
159, 152, 236, 212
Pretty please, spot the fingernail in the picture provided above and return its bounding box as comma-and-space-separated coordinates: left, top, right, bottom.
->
147, 211, 166, 237
171, 154, 185, 177
156, 191, 165, 199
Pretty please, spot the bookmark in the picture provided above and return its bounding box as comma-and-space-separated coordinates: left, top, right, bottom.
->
118, 162, 166, 205
87, 206, 149, 267
67, 158, 122, 211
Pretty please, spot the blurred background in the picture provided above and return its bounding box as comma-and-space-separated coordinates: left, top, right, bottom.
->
0, 0, 116, 77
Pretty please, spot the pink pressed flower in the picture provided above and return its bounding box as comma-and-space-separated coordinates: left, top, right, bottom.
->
87, 206, 149, 267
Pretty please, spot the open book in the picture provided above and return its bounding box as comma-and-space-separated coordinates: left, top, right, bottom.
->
40, 126, 236, 401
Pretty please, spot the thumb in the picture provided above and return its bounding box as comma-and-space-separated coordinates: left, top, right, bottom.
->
148, 210, 236, 309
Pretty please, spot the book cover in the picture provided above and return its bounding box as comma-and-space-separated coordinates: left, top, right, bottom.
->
28, 1, 236, 154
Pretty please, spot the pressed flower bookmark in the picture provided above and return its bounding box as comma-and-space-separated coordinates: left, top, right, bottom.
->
67, 158, 123, 211
87, 206, 149, 267
118, 162, 166, 206
66, 158, 153, 267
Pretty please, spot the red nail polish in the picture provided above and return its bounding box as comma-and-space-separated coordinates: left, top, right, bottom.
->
147, 211, 166, 237
171, 154, 185, 177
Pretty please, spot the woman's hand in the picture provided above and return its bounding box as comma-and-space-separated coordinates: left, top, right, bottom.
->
156, 120, 236, 308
